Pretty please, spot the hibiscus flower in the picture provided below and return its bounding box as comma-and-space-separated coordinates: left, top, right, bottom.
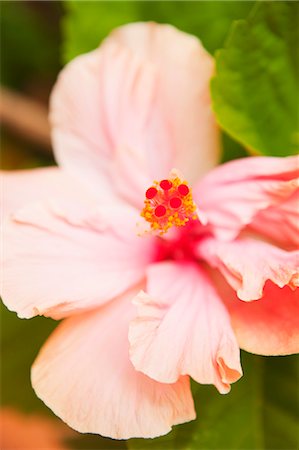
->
1, 23, 298, 440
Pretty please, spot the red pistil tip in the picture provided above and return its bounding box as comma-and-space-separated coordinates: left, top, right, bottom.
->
170, 197, 182, 209
160, 179, 173, 190
178, 184, 189, 196
146, 187, 158, 199
154, 205, 167, 217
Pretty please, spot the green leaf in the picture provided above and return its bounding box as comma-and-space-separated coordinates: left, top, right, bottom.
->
137, 1, 253, 56
1, 2, 61, 88
211, 2, 299, 156
69, 433, 127, 450
62, 1, 140, 62
128, 352, 299, 450
263, 356, 299, 449
62, 1, 253, 63
221, 131, 248, 163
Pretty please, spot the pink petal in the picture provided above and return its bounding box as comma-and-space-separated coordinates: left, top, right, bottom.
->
219, 278, 299, 355
1, 199, 154, 319
31, 288, 195, 439
51, 23, 220, 205
111, 144, 153, 208
129, 262, 242, 394
1, 167, 93, 217
199, 237, 299, 301
249, 190, 299, 250
111, 23, 220, 183
194, 155, 299, 241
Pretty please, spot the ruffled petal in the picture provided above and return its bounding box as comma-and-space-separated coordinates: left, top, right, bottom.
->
1, 198, 154, 319
51, 23, 220, 206
129, 261, 242, 393
249, 190, 299, 250
194, 155, 299, 241
198, 237, 299, 301
31, 289, 195, 439
1, 167, 93, 217
218, 278, 299, 355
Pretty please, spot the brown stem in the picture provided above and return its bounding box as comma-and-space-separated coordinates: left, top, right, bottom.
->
0, 86, 52, 152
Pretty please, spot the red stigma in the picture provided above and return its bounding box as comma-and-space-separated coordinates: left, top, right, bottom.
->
178, 184, 189, 196
146, 187, 158, 199
154, 205, 167, 217
170, 197, 182, 209
160, 179, 173, 190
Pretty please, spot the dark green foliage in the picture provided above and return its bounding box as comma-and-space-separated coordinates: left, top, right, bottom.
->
212, 2, 299, 156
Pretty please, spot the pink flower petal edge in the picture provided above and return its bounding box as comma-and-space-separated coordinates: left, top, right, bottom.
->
217, 276, 299, 355
31, 288, 195, 439
250, 190, 299, 249
50, 22, 220, 205
2, 198, 154, 319
198, 237, 299, 301
129, 262, 242, 393
1, 167, 94, 217
194, 155, 299, 242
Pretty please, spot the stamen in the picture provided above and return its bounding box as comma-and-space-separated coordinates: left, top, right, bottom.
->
178, 184, 189, 196
146, 187, 158, 199
155, 205, 167, 217
160, 179, 173, 190
169, 197, 182, 209
140, 172, 198, 235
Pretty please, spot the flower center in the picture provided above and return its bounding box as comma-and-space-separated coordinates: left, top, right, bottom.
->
141, 172, 198, 235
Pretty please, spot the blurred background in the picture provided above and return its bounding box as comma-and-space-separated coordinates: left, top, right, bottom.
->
1, 1, 60, 170
1, 2, 298, 449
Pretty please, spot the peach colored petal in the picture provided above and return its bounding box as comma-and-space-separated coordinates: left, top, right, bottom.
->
0, 408, 73, 450
1, 199, 154, 319
31, 288, 195, 439
1, 167, 95, 217
198, 237, 299, 301
129, 262, 242, 394
194, 155, 299, 240
218, 278, 299, 355
50, 23, 220, 206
